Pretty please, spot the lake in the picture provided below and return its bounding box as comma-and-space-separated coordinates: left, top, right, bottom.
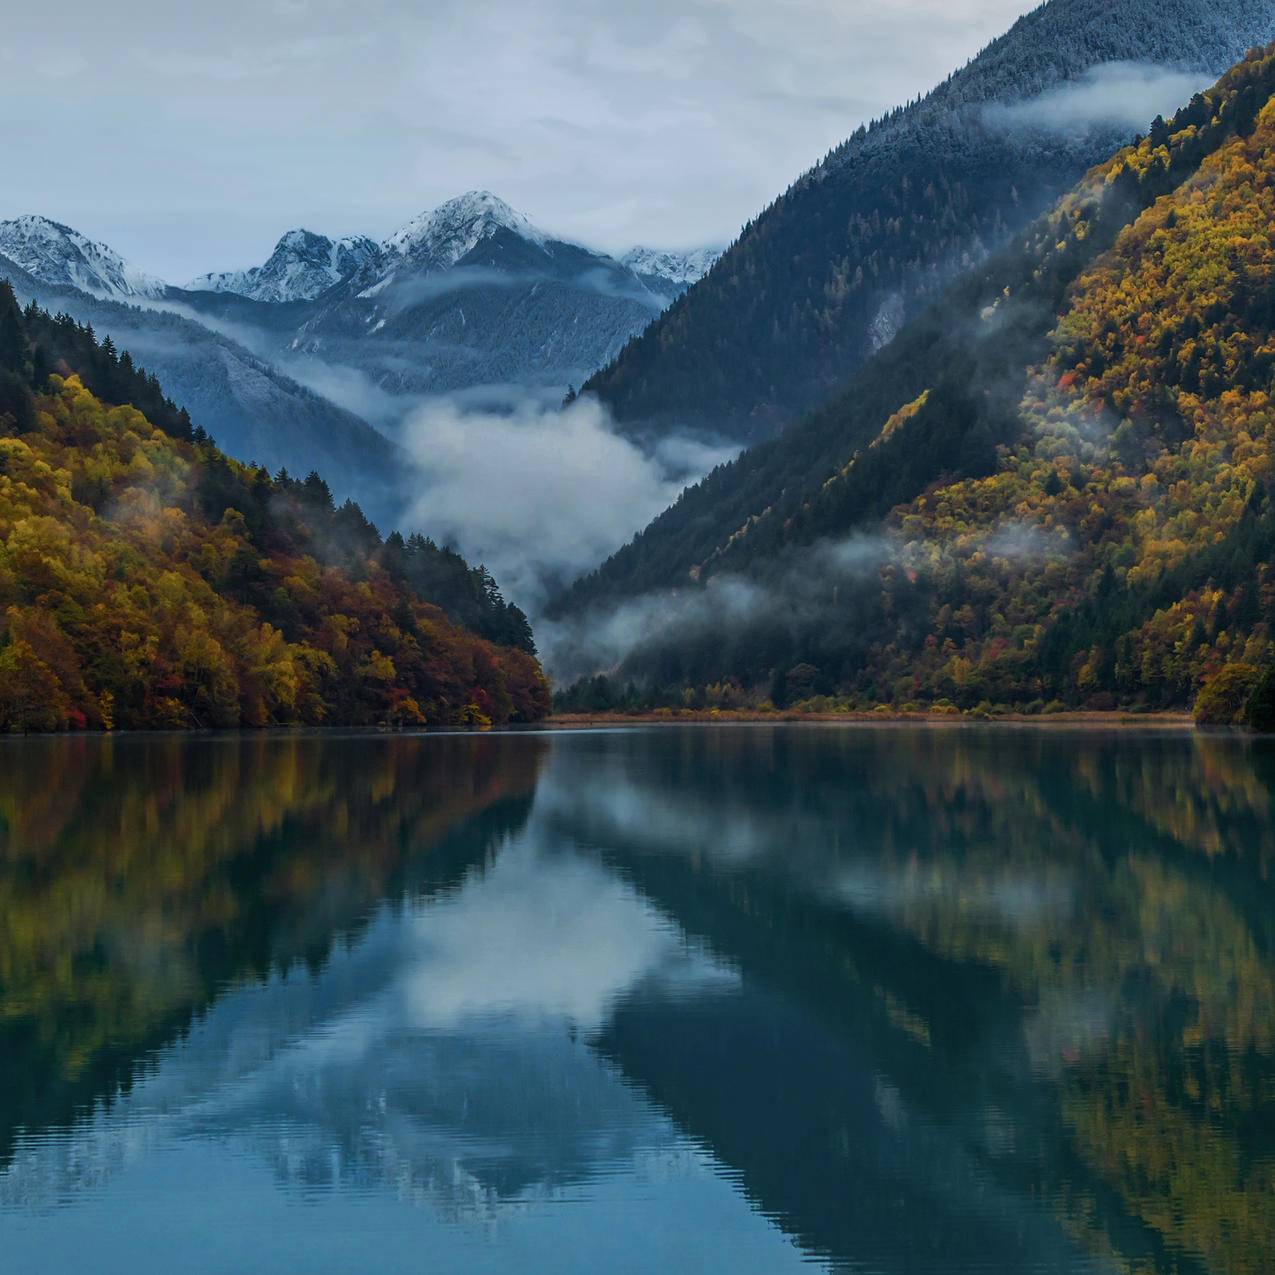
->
1, 725, 1272, 1274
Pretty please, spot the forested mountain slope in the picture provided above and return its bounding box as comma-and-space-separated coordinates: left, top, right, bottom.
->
555, 47, 1275, 716
0, 252, 406, 526
0, 287, 549, 731
579, 0, 1275, 446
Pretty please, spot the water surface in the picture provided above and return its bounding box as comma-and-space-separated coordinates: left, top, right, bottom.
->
1, 725, 1273, 1273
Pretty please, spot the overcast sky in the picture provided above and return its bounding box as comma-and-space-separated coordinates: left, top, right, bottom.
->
1, 1, 1039, 281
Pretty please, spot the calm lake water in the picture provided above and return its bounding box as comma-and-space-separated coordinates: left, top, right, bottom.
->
1, 725, 1273, 1274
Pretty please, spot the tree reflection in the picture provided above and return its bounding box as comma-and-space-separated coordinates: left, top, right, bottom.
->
0, 732, 546, 1167
540, 727, 1275, 1273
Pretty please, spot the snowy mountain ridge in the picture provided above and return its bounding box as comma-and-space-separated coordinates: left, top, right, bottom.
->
621, 246, 720, 289
184, 193, 561, 305
0, 200, 717, 421
189, 229, 382, 303
181, 192, 714, 305
0, 215, 168, 301
381, 191, 551, 272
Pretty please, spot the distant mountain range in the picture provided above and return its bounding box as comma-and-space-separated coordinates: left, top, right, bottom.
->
186, 196, 717, 312
0, 197, 719, 517
188, 229, 382, 303
579, 0, 1275, 447
273, 192, 719, 399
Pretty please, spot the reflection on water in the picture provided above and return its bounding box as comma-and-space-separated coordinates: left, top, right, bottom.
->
1, 726, 1273, 1273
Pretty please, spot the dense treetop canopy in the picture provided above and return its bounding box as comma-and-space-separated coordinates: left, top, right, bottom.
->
0, 287, 549, 731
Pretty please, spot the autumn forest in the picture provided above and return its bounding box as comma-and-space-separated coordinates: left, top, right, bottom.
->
0, 288, 549, 730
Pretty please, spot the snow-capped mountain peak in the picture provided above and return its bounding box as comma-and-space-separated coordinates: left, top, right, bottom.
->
621, 246, 720, 289
381, 191, 550, 272
0, 215, 168, 300
188, 229, 381, 303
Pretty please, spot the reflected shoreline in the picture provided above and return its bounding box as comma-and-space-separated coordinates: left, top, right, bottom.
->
0, 712, 1212, 743
545, 711, 1205, 731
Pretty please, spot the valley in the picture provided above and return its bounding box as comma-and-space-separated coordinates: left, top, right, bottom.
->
5, 6, 1275, 1274
2, 0, 1274, 731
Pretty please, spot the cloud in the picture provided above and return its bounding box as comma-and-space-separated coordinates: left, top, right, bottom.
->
574, 266, 665, 309
402, 838, 734, 1031
539, 531, 897, 683
379, 265, 524, 314
35, 51, 89, 80
542, 575, 768, 684
399, 393, 735, 612
277, 352, 419, 428
984, 62, 1213, 136
979, 520, 1071, 563
540, 509, 1077, 684
137, 297, 277, 357
0, 1, 1040, 279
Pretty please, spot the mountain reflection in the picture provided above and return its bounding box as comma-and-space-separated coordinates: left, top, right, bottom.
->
541, 727, 1275, 1274
1, 839, 733, 1221
2, 727, 1274, 1274
0, 732, 547, 1170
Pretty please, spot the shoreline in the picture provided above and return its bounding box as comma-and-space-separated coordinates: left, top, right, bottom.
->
0, 711, 1212, 740
544, 710, 1198, 730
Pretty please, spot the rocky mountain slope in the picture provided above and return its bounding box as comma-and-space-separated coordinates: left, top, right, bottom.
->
282, 192, 688, 398
0, 215, 167, 300
620, 247, 720, 299
173, 193, 716, 400
189, 229, 382, 303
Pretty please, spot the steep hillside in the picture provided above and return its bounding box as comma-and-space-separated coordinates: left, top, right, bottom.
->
578, 0, 1275, 446
0, 247, 404, 525
554, 47, 1275, 716
0, 286, 549, 731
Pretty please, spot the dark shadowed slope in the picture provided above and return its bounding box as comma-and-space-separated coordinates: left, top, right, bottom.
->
580, 0, 1275, 447
552, 46, 1275, 715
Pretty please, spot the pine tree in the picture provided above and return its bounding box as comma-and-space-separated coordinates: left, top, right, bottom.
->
1247, 667, 1275, 732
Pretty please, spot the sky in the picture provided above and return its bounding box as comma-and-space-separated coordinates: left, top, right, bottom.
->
0, 0, 1040, 281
